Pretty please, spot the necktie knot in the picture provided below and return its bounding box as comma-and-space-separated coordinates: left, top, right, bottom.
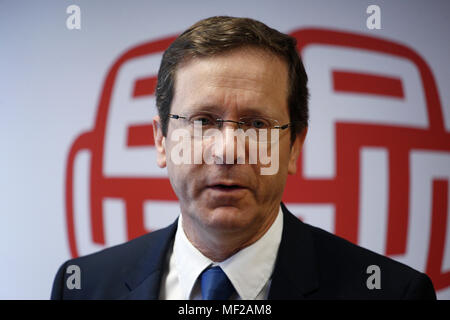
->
200, 266, 235, 300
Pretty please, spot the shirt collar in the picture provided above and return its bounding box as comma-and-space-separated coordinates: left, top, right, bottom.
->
173, 216, 212, 299
173, 207, 283, 300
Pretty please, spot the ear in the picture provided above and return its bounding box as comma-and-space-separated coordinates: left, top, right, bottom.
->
153, 115, 167, 168
287, 127, 307, 175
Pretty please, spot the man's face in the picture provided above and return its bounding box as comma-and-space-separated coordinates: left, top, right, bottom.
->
154, 47, 305, 237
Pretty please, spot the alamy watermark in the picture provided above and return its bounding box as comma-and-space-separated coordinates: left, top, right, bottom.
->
366, 5, 381, 30
66, 264, 81, 290
66, 5, 81, 30
169, 122, 280, 175
366, 265, 381, 290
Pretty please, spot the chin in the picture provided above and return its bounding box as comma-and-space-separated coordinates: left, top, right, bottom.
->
203, 205, 255, 231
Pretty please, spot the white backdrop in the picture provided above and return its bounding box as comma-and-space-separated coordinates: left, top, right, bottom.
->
1, 0, 450, 299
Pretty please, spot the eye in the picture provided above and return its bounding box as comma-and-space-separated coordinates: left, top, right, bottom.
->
247, 118, 270, 129
190, 114, 216, 126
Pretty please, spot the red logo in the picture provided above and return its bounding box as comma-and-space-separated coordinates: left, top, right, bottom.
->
65, 29, 450, 291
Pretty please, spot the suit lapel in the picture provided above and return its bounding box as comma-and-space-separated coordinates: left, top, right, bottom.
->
118, 204, 319, 300
121, 219, 178, 300
268, 203, 320, 299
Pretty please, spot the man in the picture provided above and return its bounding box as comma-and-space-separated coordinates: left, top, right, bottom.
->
51, 16, 436, 299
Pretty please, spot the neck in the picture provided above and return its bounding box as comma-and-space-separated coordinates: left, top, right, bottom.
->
181, 205, 279, 262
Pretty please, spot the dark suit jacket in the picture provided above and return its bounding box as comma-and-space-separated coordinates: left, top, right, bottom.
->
51, 203, 436, 299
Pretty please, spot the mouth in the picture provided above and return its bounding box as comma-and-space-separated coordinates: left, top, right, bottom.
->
206, 182, 248, 193
210, 184, 244, 190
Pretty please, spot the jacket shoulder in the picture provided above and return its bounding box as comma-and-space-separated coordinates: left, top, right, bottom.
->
51, 222, 176, 299
72, 225, 172, 266
304, 222, 436, 299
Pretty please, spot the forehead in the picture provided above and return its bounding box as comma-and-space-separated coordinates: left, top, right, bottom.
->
171, 47, 289, 117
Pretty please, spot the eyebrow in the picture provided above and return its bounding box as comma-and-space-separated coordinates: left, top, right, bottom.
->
186, 104, 282, 119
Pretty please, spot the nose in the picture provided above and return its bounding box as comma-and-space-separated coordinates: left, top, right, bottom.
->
217, 119, 244, 129
211, 125, 246, 165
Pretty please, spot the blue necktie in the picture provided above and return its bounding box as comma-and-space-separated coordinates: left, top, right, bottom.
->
200, 266, 235, 300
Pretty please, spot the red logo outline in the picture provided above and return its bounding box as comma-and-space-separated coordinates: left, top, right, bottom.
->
65, 29, 450, 290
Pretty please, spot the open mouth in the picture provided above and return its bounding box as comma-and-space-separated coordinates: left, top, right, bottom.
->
208, 184, 246, 191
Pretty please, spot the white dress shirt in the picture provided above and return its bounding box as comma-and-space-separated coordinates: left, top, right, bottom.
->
159, 206, 283, 300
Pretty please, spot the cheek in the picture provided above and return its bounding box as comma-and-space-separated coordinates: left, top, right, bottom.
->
166, 158, 192, 200
259, 142, 291, 190
166, 157, 206, 204
279, 141, 294, 168
258, 167, 288, 194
